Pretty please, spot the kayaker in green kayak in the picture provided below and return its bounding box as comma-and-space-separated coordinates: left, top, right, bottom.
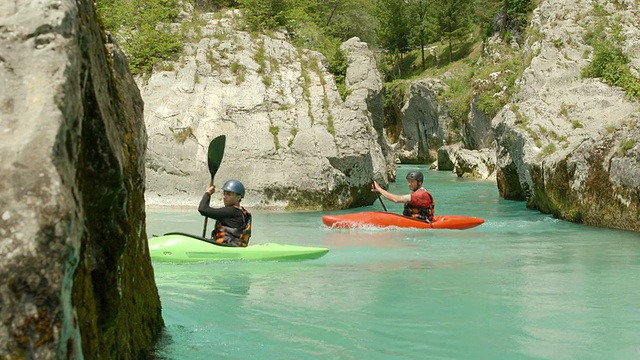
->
371, 171, 435, 223
198, 180, 252, 247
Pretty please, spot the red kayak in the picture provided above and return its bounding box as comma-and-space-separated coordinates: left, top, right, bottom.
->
322, 211, 484, 230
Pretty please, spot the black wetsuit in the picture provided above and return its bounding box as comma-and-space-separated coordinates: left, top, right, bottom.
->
197, 192, 245, 228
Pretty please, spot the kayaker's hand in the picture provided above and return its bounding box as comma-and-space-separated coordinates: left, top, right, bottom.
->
206, 185, 215, 194
371, 181, 380, 193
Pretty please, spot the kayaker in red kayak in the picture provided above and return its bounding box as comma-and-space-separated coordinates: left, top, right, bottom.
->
198, 179, 252, 247
371, 171, 435, 223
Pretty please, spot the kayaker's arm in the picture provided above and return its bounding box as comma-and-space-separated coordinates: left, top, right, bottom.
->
198, 185, 217, 215
198, 193, 238, 218
198, 192, 246, 229
198, 192, 213, 216
372, 181, 409, 204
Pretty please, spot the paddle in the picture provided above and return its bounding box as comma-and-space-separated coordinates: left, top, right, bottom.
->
371, 180, 388, 212
202, 135, 226, 237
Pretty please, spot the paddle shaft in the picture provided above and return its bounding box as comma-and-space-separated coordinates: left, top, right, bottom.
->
376, 193, 388, 212
371, 180, 388, 212
202, 178, 214, 237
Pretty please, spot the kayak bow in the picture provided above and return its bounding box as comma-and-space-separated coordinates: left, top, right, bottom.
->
149, 232, 329, 263
322, 211, 484, 230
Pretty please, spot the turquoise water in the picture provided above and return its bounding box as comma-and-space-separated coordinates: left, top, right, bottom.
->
147, 166, 640, 359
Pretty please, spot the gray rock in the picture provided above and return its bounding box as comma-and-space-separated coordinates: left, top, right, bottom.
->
437, 143, 462, 171
396, 74, 497, 164
139, 15, 393, 209
0, 0, 162, 357
493, 0, 640, 231
437, 144, 496, 179
454, 148, 497, 179
397, 79, 447, 163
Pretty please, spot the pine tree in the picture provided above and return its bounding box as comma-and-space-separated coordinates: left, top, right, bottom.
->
433, 0, 473, 62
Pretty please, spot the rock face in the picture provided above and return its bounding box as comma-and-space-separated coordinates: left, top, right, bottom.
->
397, 78, 497, 179
0, 0, 163, 358
437, 143, 496, 179
465, 95, 496, 150
493, 0, 640, 231
397, 79, 447, 164
140, 11, 393, 210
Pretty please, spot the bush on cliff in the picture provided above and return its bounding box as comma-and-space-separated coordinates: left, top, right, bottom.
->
96, 0, 184, 74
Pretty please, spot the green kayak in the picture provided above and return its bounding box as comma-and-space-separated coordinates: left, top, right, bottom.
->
148, 232, 329, 263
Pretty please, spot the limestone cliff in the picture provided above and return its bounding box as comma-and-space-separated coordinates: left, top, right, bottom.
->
391, 0, 639, 231
0, 0, 163, 358
396, 79, 447, 164
140, 10, 394, 210
493, 0, 640, 231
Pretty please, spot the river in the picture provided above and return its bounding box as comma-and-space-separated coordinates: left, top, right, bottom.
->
147, 165, 640, 359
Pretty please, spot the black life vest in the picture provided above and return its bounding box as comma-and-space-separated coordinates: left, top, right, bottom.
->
403, 188, 435, 222
213, 206, 252, 247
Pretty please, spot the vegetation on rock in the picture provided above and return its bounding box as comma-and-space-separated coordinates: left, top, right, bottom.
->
581, 7, 640, 100
96, 0, 537, 127
96, 0, 184, 74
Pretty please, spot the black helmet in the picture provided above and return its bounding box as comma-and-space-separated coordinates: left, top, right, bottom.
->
222, 179, 245, 197
406, 171, 424, 182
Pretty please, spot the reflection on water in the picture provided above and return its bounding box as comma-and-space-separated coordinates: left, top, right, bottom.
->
148, 166, 640, 360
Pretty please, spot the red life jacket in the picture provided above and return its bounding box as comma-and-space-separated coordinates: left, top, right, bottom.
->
213, 206, 252, 247
403, 188, 435, 222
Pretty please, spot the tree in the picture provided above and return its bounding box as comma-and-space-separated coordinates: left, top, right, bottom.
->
277, 0, 376, 70
407, 0, 431, 70
237, 0, 291, 31
507, 0, 532, 31
375, 0, 411, 78
96, 0, 183, 73
322, 0, 378, 45
287, 0, 377, 44
375, 0, 410, 53
433, 0, 473, 62
377, 2, 410, 48
502, 0, 508, 35
191, 0, 239, 12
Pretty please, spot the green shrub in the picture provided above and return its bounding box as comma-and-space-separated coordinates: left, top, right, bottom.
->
381, 80, 409, 142
328, 48, 349, 101
476, 93, 506, 119
541, 143, 556, 156
191, 0, 238, 13
254, 43, 267, 75
237, 0, 290, 32
269, 125, 280, 150
327, 115, 335, 137
553, 38, 563, 49
263, 75, 273, 87
300, 58, 311, 100
444, 77, 473, 127
171, 127, 193, 144
619, 139, 635, 156
582, 14, 640, 100
230, 60, 241, 73
234, 64, 247, 85
96, 0, 183, 74
287, 127, 298, 147
582, 40, 640, 100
